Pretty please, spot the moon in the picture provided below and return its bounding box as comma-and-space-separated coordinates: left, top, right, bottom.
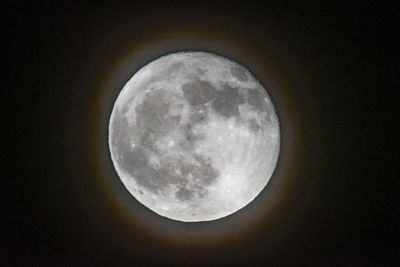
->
108, 51, 280, 222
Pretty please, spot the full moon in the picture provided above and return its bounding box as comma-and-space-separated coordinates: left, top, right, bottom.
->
109, 51, 280, 222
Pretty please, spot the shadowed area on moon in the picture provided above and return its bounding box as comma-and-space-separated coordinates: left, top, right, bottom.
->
109, 52, 280, 221
110, 107, 219, 200
230, 65, 249, 81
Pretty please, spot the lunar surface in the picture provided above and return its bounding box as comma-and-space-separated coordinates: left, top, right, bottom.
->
108, 51, 280, 222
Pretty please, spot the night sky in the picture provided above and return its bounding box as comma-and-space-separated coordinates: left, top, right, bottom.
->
4, 1, 399, 265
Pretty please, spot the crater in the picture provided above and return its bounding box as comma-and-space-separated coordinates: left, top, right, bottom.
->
211, 83, 245, 118
135, 89, 181, 150
230, 65, 248, 81
164, 62, 183, 77
189, 109, 207, 124
246, 88, 268, 113
175, 187, 194, 201
110, 110, 131, 151
182, 79, 217, 106
247, 118, 261, 132
189, 155, 220, 185
119, 147, 168, 194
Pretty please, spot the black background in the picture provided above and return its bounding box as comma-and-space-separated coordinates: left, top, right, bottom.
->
4, 1, 399, 265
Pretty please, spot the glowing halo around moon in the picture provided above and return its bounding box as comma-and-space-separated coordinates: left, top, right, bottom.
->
108, 51, 280, 222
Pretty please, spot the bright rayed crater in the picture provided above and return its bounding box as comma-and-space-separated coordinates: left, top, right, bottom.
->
109, 51, 280, 222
